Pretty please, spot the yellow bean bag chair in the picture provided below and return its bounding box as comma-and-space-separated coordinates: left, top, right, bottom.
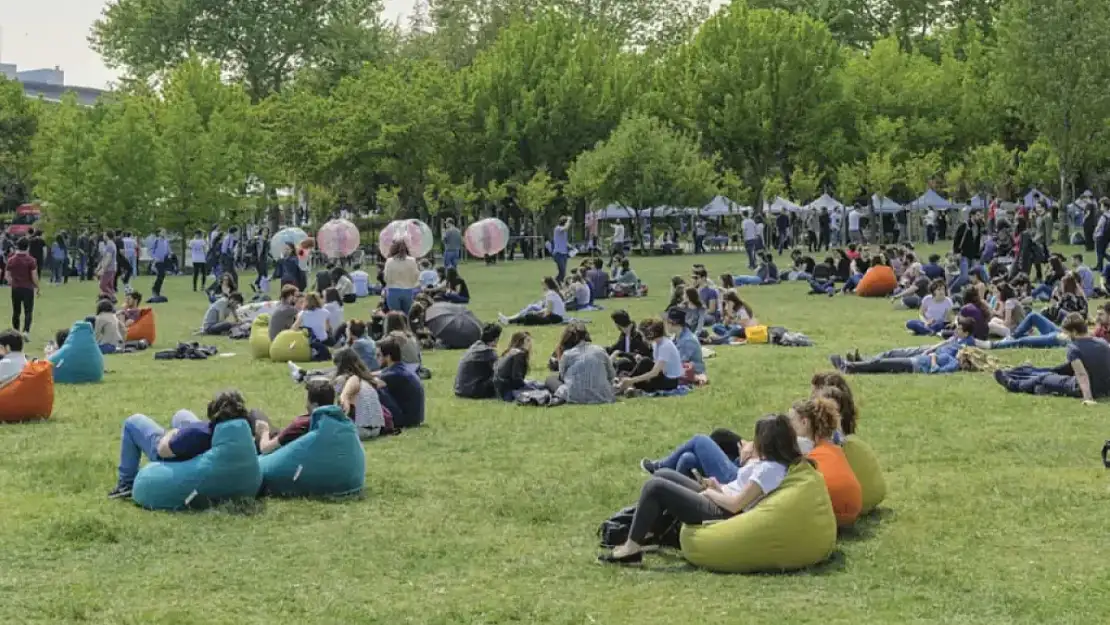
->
843, 435, 887, 514
856, 265, 897, 297
270, 329, 312, 363
249, 314, 272, 360
680, 462, 837, 573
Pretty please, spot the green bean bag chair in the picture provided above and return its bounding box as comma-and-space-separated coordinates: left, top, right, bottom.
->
132, 419, 263, 511
680, 462, 837, 573
259, 405, 366, 498
249, 314, 273, 359
843, 435, 887, 514
47, 321, 104, 384
270, 329, 312, 363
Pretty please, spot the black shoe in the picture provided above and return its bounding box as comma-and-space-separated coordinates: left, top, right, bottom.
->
640, 458, 657, 475
108, 483, 133, 500
597, 551, 643, 565
829, 354, 846, 372
850, 349, 862, 362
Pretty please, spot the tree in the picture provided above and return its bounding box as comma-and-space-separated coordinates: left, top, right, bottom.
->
92, 0, 389, 102
516, 167, 559, 229
32, 95, 99, 231
966, 142, 1014, 203
860, 149, 901, 240
945, 163, 969, 202
656, 4, 846, 200
0, 77, 40, 211
902, 151, 942, 199
836, 162, 864, 206
789, 162, 822, 205
566, 113, 718, 247
1015, 137, 1060, 195
85, 93, 162, 230
997, 0, 1110, 241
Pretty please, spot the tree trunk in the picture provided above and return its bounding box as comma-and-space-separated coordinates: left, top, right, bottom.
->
1059, 166, 1071, 245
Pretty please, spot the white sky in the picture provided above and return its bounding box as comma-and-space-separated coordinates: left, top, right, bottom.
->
3, 0, 727, 89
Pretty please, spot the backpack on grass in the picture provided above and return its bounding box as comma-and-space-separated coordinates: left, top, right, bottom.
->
597, 504, 680, 549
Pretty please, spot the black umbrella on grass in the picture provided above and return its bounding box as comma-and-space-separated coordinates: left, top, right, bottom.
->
425, 303, 482, 349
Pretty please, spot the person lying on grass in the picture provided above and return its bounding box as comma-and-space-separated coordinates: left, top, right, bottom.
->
599, 413, 807, 565
109, 390, 253, 500
830, 317, 989, 375
201, 292, 244, 336
993, 313, 1110, 406
0, 330, 27, 389
256, 378, 339, 453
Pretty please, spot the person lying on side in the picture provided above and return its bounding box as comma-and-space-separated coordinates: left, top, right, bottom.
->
830, 317, 981, 374
454, 323, 502, 399
599, 414, 806, 565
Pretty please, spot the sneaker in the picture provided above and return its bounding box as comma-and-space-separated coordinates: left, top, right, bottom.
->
287, 361, 305, 383
108, 483, 133, 499
640, 458, 657, 475
497, 313, 509, 325
993, 369, 1007, 388
829, 354, 846, 372
850, 349, 862, 362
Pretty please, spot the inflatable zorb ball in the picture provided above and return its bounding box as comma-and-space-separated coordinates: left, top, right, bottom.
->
464, 218, 510, 257
317, 219, 361, 259
270, 227, 308, 261
379, 219, 433, 258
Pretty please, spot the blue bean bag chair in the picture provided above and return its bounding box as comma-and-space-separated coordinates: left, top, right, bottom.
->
132, 419, 263, 511
47, 321, 104, 384
259, 405, 366, 498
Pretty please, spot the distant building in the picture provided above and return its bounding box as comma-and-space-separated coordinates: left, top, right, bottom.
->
2, 62, 106, 106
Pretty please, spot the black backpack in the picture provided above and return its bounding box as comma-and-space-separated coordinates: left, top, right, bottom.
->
597, 504, 681, 549
1102, 441, 1109, 468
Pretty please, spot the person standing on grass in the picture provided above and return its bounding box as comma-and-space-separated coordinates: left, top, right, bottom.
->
1095, 200, 1110, 271
7, 238, 39, 340
97, 231, 118, 299
383, 240, 420, 315
220, 226, 240, 289
109, 390, 253, 500
552, 216, 571, 284
951, 209, 984, 292
442, 219, 463, 269
150, 229, 171, 298
847, 205, 863, 244
741, 212, 760, 269
27, 229, 46, 282
188, 230, 208, 292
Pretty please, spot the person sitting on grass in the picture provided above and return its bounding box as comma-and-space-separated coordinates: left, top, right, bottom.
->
676, 286, 706, 334
324, 288, 345, 344
435, 267, 470, 304
108, 390, 251, 499
810, 371, 857, 439
599, 413, 806, 565
291, 291, 332, 360
206, 273, 237, 304
499, 277, 566, 326
256, 378, 340, 453
331, 347, 387, 439
493, 331, 545, 401
993, 313, 1110, 405
454, 323, 502, 399
376, 335, 425, 428
383, 311, 423, 376
350, 264, 371, 298
547, 322, 615, 405
606, 309, 651, 374
201, 292, 244, 336
117, 291, 143, 327
832, 318, 991, 375
693, 269, 720, 322
669, 307, 705, 376
94, 298, 128, 354
610, 259, 640, 296
0, 330, 28, 388
1094, 303, 1110, 341
346, 320, 378, 370
331, 267, 356, 303
905, 279, 954, 336
708, 291, 758, 342
619, 318, 683, 395
268, 284, 301, 341
586, 258, 609, 301
565, 274, 592, 312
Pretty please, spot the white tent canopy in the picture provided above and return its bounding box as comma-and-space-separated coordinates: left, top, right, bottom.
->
871, 194, 903, 214
805, 193, 843, 212
764, 196, 805, 214
1023, 188, 1055, 208
909, 189, 955, 210
590, 204, 638, 220
700, 195, 750, 217
638, 206, 697, 218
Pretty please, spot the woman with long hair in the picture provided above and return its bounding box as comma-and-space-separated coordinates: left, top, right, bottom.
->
600, 414, 807, 565
383, 310, 423, 374
710, 291, 757, 341
790, 396, 861, 526
957, 285, 992, 340
493, 331, 539, 401
332, 347, 386, 439
500, 277, 566, 326
988, 281, 1025, 338
383, 239, 420, 314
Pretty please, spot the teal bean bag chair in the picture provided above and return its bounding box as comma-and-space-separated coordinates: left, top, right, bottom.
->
260, 405, 366, 498
132, 419, 263, 511
47, 321, 104, 384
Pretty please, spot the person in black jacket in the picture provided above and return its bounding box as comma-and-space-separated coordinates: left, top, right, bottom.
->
605, 309, 651, 375
952, 209, 984, 290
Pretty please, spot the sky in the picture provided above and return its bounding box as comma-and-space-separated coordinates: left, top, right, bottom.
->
1, 0, 417, 89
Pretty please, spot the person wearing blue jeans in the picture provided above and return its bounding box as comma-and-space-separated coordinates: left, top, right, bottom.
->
442, 219, 463, 269
552, 216, 571, 283
732, 274, 766, 286
110, 410, 206, 499
989, 312, 1067, 349
385, 287, 415, 315
642, 434, 740, 483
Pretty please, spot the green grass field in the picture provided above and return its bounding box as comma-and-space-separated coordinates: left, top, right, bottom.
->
1, 245, 1107, 625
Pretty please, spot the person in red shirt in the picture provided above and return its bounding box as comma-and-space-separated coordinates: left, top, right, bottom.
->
1094, 302, 1110, 341
255, 377, 336, 453
7, 237, 39, 336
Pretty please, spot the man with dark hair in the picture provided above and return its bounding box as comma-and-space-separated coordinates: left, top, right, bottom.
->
378, 335, 425, 427
255, 378, 337, 454
454, 323, 502, 399
27, 229, 46, 281
995, 313, 1110, 403
606, 309, 650, 358
442, 219, 463, 269
202, 292, 244, 335
8, 238, 39, 339
0, 328, 28, 387
269, 284, 301, 341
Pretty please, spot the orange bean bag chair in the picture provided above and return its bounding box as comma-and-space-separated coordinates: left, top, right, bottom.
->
808, 440, 863, 526
0, 361, 55, 423
126, 307, 157, 345
856, 265, 897, 297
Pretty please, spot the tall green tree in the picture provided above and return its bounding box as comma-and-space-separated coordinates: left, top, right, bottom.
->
32, 95, 99, 230
85, 94, 162, 230
966, 142, 1014, 203
997, 0, 1110, 240
567, 113, 718, 246
656, 4, 846, 200
0, 77, 40, 211
516, 167, 560, 230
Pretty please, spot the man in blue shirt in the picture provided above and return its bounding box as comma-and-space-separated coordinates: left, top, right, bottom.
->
922, 254, 946, 280
551, 216, 571, 284
150, 229, 170, 297
377, 335, 425, 428
1072, 253, 1099, 297
442, 219, 463, 269
667, 308, 705, 375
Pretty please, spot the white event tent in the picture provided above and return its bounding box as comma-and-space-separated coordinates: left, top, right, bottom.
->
764, 196, 805, 214
805, 193, 843, 212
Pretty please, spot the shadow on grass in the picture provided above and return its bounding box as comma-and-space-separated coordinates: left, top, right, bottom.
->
837, 506, 894, 543
624, 547, 849, 576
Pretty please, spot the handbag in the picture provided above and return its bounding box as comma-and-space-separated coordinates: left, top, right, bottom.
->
745, 325, 770, 344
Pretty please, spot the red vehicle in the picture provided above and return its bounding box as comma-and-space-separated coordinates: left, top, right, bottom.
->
6, 204, 41, 237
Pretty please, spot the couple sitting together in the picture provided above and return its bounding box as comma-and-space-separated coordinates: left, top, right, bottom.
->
600, 373, 863, 564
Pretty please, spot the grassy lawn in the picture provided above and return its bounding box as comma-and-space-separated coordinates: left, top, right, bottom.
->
1, 244, 1107, 625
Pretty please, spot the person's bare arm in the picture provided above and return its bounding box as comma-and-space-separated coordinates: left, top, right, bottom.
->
702, 480, 764, 514
1072, 359, 1097, 404
155, 430, 178, 458
624, 360, 664, 386
291, 315, 304, 331
257, 423, 283, 454
340, 376, 359, 412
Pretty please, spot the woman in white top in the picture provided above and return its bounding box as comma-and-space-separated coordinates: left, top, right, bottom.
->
292, 292, 333, 355
600, 413, 805, 565
906, 279, 954, 336
189, 230, 208, 292
324, 288, 345, 341
620, 317, 684, 393
331, 267, 356, 303
501, 277, 566, 326
383, 240, 420, 315
332, 347, 386, 439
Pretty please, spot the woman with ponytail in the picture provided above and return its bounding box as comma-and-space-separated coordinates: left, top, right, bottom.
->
790, 396, 862, 526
